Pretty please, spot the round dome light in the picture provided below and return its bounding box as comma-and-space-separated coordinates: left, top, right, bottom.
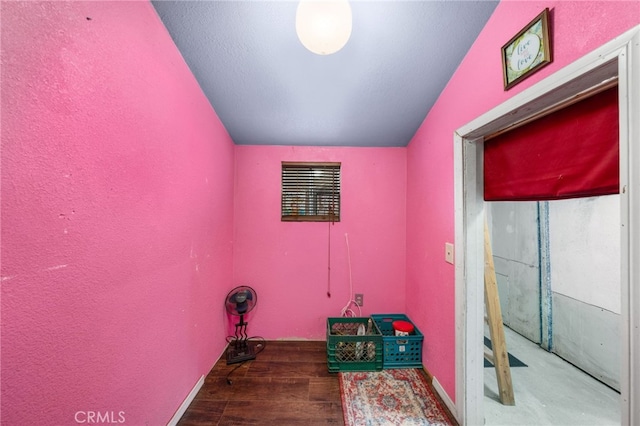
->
296, 0, 352, 55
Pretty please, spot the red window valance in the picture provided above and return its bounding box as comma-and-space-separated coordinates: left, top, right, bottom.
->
484, 86, 619, 201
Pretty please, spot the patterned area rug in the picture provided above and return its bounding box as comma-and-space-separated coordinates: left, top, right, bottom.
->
339, 369, 455, 425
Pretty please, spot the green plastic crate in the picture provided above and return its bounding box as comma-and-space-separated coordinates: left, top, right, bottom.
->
326, 317, 383, 372
371, 314, 424, 369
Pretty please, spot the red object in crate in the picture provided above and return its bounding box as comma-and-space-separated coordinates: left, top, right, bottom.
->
392, 320, 414, 336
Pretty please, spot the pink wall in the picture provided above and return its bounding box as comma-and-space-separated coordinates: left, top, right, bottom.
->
233, 146, 406, 339
406, 1, 639, 400
1, 2, 234, 425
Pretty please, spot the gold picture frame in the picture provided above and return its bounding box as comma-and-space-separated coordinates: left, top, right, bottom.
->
501, 8, 552, 90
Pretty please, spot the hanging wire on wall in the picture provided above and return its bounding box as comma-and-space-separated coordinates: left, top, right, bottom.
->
327, 219, 332, 298
340, 233, 361, 317
327, 197, 336, 298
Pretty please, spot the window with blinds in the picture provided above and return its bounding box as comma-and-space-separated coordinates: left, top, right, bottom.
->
281, 162, 341, 222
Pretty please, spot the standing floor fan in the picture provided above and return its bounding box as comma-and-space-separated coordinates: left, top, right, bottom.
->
225, 285, 258, 364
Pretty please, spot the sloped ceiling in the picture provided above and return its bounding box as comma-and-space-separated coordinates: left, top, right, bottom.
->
152, 1, 499, 147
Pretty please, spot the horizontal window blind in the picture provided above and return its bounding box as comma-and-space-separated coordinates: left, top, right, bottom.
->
282, 162, 341, 222
484, 86, 619, 201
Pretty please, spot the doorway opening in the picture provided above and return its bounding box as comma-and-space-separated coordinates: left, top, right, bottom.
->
454, 25, 639, 426
483, 197, 621, 425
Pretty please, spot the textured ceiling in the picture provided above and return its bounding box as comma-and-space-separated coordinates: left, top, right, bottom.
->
152, 1, 499, 147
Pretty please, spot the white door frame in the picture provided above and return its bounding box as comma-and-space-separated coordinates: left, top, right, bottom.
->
454, 25, 639, 425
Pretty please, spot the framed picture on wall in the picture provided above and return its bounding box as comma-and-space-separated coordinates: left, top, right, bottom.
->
501, 8, 552, 90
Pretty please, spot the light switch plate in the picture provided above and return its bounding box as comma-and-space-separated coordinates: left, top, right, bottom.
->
445, 243, 454, 264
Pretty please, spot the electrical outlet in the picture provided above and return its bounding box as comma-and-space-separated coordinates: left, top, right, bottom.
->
445, 243, 454, 264
355, 293, 364, 307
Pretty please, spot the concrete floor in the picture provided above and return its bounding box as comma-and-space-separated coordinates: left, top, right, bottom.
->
484, 326, 620, 425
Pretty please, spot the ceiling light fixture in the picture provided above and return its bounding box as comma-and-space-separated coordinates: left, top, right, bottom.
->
296, 0, 352, 55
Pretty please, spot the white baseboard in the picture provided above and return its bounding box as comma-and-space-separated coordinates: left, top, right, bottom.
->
167, 375, 204, 426
432, 376, 459, 424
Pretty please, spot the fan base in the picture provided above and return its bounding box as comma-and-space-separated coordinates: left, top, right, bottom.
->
226, 344, 256, 365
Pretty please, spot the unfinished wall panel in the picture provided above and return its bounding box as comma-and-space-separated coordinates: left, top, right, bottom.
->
488, 201, 541, 343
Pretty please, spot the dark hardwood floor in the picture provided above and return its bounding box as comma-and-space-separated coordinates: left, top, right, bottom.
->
177, 340, 458, 425
177, 340, 344, 425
